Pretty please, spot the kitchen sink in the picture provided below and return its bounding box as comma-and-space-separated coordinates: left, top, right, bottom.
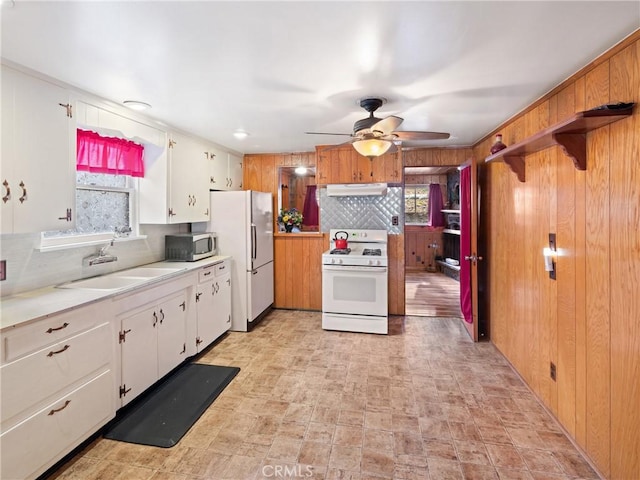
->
57, 275, 148, 291
113, 267, 184, 278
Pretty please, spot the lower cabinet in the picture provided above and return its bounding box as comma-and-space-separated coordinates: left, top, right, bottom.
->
118, 289, 189, 406
195, 260, 231, 352
0, 302, 116, 480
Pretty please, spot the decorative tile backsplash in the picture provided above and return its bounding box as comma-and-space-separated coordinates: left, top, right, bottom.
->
319, 186, 403, 234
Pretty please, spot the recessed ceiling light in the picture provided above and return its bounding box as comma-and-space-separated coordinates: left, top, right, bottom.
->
123, 100, 151, 111
233, 130, 249, 140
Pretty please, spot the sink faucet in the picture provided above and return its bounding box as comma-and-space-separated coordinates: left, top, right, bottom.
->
83, 238, 118, 267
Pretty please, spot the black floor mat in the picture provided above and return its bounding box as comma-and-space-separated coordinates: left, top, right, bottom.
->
104, 363, 240, 448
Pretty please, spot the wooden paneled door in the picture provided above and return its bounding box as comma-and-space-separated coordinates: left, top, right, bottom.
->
460, 157, 481, 341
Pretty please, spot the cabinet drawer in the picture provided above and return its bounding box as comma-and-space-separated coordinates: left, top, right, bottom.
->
1, 370, 114, 480
214, 261, 229, 277
198, 265, 216, 283
1, 322, 112, 424
2, 302, 105, 363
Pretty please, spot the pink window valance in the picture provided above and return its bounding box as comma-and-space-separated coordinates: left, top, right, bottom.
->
76, 129, 145, 177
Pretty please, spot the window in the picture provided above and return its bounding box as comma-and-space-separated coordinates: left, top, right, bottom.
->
40, 130, 143, 249
404, 185, 430, 224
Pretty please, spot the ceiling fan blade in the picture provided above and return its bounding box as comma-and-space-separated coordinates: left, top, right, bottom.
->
370, 115, 403, 134
392, 131, 450, 140
305, 131, 353, 136
316, 140, 355, 152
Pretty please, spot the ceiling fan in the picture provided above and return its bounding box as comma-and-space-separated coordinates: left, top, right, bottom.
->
305, 97, 450, 159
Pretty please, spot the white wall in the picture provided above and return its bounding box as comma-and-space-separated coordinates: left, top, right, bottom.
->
0, 224, 186, 297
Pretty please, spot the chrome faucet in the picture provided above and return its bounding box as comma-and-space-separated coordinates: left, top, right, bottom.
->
83, 238, 118, 266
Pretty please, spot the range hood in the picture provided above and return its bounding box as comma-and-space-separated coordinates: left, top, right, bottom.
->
326, 183, 388, 197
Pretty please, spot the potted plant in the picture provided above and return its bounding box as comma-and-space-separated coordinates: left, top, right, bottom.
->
278, 207, 303, 232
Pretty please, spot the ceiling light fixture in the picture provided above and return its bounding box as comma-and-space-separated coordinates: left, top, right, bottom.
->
352, 138, 392, 159
123, 100, 151, 111
294, 166, 307, 175
233, 130, 249, 140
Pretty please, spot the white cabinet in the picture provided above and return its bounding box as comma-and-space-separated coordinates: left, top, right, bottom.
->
119, 290, 188, 405
0, 301, 115, 480
208, 148, 243, 191
1, 64, 75, 234
195, 260, 231, 351
115, 276, 194, 406
139, 131, 210, 223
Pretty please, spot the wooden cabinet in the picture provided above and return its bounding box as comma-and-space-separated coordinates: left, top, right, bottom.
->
315, 146, 402, 185
209, 148, 243, 191
119, 290, 188, 406
0, 302, 115, 480
139, 131, 210, 223
195, 260, 231, 352
1, 65, 75, 234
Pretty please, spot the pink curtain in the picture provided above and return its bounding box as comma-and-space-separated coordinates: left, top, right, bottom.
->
459, 166, 472, 324
302, 185, 318, 227
427, 183, 445, 227
77, 129, 145, 177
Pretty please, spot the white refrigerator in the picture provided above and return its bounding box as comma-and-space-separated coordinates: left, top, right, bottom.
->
208, 190, 274, 331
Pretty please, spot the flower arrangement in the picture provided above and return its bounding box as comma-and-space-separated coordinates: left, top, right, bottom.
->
278, 207, 303, 230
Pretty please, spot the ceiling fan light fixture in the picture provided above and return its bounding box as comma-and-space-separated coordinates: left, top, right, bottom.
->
352, 138, 392, 159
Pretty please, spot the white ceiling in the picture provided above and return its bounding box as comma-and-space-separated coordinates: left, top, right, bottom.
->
2, 1, 638, 155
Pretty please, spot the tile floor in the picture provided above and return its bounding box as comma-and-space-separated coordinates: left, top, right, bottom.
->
48, 310, 599, 480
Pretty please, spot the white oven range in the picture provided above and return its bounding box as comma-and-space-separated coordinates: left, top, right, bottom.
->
322, 229, 388, 334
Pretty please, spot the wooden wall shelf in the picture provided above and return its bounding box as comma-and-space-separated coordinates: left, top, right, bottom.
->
484, 106, 634, 182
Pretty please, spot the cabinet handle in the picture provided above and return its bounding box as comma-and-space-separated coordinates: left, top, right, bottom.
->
18, 181, 27, 203
58, 103, 73, 118
218, 265, 225, 270
188, 195, 192, 206
196, 292, 202, 302
210, 176, 216, 184
205, 208, 209, 216
159, 309, 165, 324
192, 195, 196, 206
153, 311, 158, 327
2, 180, 9, 203
180, 343, 186, 354
47, 344, 70, 357
203, 270, 212, 277
168, 208, 176, 217
179, 301, 186, 311
46, 322, 69, 333
226, 278, 231, 286
227, 314, 231, 324
48, 399, 71, 416
229, 178, 233, 187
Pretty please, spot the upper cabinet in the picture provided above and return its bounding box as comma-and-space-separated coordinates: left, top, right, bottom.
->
208, 147, 243, 191
1, 65, 75, 234
139, 131, 210, 224
316, 146, 402, 185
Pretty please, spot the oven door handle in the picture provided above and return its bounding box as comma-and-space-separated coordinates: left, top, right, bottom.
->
322, 265, 387, 273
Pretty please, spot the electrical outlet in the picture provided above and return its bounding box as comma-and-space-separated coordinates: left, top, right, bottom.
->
550, 362, 557, 381
0, 260, 6, 281
391, 215, 399, 226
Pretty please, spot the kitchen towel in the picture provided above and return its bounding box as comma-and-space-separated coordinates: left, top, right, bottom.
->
104, 363, 240, 448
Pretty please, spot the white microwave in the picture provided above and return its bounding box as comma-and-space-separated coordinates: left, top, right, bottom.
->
165, 232, 217, 261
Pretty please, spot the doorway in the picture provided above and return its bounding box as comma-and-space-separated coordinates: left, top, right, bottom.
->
404, 166, 462, 317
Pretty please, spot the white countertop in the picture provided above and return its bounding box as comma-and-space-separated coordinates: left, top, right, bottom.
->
0, 256, 231, 330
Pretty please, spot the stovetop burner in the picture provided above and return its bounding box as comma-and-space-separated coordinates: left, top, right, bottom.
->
330, 248, 351, 255
363, 248, 382, 256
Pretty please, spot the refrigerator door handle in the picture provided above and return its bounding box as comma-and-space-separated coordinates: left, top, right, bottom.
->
251, 224, 257, 260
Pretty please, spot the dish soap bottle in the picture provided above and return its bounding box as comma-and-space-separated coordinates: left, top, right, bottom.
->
490, 133, 507, 154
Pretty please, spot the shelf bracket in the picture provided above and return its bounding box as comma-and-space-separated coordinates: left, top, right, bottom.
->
553, 133, 587, 171
503, 155, 526, 182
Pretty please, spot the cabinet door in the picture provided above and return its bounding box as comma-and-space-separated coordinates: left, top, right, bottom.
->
156, 292, 187, 378
1, 66, 75, 233
120, 306, 158, 405
208, 146, 229, 191
1, 66, 16, 233
195, 279, 217, 351
168, 132, 209, 223
228, 153, 243, 190
217, 272, 232, 335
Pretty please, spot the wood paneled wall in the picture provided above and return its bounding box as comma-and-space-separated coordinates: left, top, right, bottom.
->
473, 32, 640, 480
405, 228, 443, 271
